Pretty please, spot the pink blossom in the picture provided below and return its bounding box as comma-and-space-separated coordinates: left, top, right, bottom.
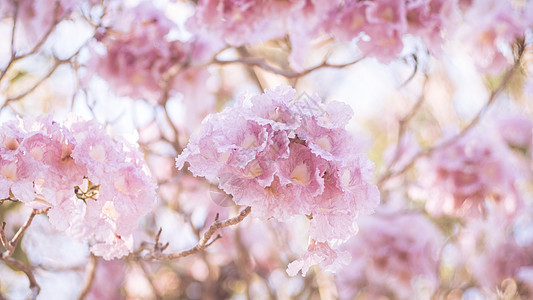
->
405, 0, 457, 54
188, 0, 337, 68
186, 0, 290, 47
0, 115, 157, 259
325, 0, 458, 62
459, 0, 528, 74
177, 86, 380, 275
87, 2, 188, 102
418, 128, 521, 217
335, 212, 444, 300
286, 239, 351, 277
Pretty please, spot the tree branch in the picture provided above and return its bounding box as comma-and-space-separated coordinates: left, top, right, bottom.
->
213, 57, 363, 78
142, 206, 251, 260
77, 254, 98, 300
1, 208, 49, 257
0, 256, 40, 300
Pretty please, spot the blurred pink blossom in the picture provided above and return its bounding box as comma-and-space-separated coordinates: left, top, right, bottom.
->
335, 212, 444, 300
418, 128, 521, 217
458, 210, 533, 292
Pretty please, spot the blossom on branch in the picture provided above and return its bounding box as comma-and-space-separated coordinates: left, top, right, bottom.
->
0, 115, 157, 259
177, 86, 380, 275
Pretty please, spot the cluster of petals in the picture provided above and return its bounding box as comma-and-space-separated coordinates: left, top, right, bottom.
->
189, 0, 455, 63
418, 127, 521, 217
0, 115, 157, 259
88, 2, 190, 103
325, 0, 456, 62
335, 212, 444, 300
189, 0, 532, 68
187, 0, 337, 67
88, 2, 187, 101
177, 86, 380, 275
88, 2, 218, 131
457, 0, 531, 74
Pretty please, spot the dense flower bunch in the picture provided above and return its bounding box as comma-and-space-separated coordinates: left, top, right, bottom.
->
189, 0, 531, 68
177, 86, 380, 275
0, 115, 157, 259
417, 128, 521, 217
335, 212, 444, 299
325, 0, 455, 62
88, 2, 189, 102
189, 0, 453, 63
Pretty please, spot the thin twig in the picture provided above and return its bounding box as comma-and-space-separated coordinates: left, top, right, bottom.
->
142, 206, 251, 260
214, 57, 363, 78
77, 254, 98, 300
1, 208, 48, 257
0, 1, 62, 83
1, 43, 87, 110
0, 0, 19, 82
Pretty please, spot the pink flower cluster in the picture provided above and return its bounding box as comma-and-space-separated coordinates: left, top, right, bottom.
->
0, 115, 157, 259
190, 0, 531, 67
177, 86, 380, 275
418, 128, 521, 217
189, 0, 454, 63
88, 2, 189, 102
335, 212, 444, 300
458, 0, 531, 74
326, 0, 455, 62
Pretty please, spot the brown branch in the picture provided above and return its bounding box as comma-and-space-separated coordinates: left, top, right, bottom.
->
0, 256, 40, 300
0, 1, 63, 83
142, 206, 251, 260
0, 0, 19, 83
77, 254, 98, 300
213, 57, 363, 79
0, 222, 9, 252
1, 41, 88, 111
1, 208, 49, 257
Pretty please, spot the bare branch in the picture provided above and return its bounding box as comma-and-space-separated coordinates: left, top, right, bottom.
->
0, 222, 9, 251
142, 206, 251, 260
1, 208, 49, 257
214, 57, 363, 78
0, 1, 63, 83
